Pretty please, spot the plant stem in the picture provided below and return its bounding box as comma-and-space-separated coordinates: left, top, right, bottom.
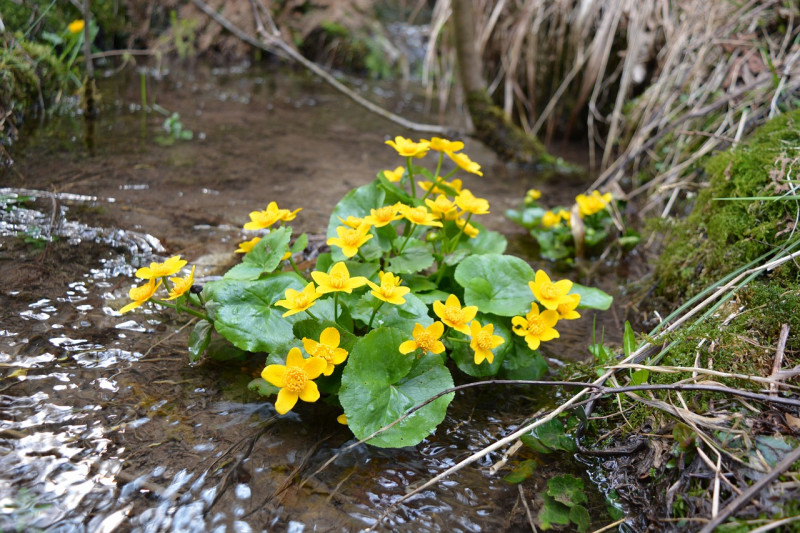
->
334, 292, 339, 323
288, 256, 308, 280
406, 157, 416, 198
420, 153, 445, 203
397, 224, 417, 255
151, 298, 209, 321
368, 300, 385, 328
305, 307, 320, 321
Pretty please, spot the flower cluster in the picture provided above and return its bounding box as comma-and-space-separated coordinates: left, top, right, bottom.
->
509, 188, 623, 261
120, 255, 196, 313
512, 270, 581, 350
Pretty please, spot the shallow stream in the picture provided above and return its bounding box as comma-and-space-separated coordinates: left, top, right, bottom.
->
1, 65, 630, 532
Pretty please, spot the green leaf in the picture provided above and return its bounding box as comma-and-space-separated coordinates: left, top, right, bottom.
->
248, 377, 279, 397
291, 233, 309, 255
204, 337, 247, 362
630, 368, 649, 385
415, 289, 451, 305
188, 319, 213, 362
293, 319, 358, 352
449, 316, 511, 377
352, 293, 432, 336
458, 224, 507, 255
388, 238, 435, 274
623, 320, 636, 357
404, 275, 438, 293
538, 494, 571, 530
520, 419, 575, 453
569, 505, 591, 532
547, 474, 587, 507
328, 181, 385, 262
225, 227, 291, 280
570, 283, 613, 310
339, 327, 454, 448
502, 459, 537, 484
454, 254, 534, 316
203, 273, 308, 354
500, 336, 548, 379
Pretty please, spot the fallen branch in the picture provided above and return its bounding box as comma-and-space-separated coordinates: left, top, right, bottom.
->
190, 0, 452, 135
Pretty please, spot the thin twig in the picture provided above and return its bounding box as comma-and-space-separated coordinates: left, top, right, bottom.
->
699, 445, 800, 533
770, 324, 791, 396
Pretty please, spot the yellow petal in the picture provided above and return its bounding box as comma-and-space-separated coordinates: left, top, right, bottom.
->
285, 347, 305, 368
275, 388, 299, 415
429, 321, 444, 338
299, 380, 320, 403
262, 365, 287, 387
302, 356, 327, 379
399, 340, 418, 354
320, 327, 340, 348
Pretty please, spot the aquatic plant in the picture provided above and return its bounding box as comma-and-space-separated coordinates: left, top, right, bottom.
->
119, 136, 612, 448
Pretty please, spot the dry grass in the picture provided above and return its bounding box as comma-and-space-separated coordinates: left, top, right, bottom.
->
426, 0, 800, 212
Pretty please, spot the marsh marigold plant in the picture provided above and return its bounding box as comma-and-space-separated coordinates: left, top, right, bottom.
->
119, 136, 612, 449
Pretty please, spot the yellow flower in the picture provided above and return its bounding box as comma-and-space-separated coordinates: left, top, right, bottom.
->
367, 271, 410, 305
166, 266, 195, 300
68, 20, 85, 34
383, 166, 405, 182
511, 303, 560, 350
455, 189, 490, 215
399, 321, 446, 355
433, 294, 478, 335
262, 347, 326, 414
556, 293, 582, 320
364, 203, 403, 228
120, 279, 162, 314
425, 137, 464, 153
575, 190, 613, 217
447, 151, 483, 176
425, 195, 459, 221
338, 215, 365, 229
327, 223, 373, 258
541, 210, 561, 228
385, 136, 430, 158
135, 255, 187, 279
337, 414, 348, 425
455, 215, 480, 238
243, 202, 286, 230
302, 327, 348, 376
275, 282, 319, 317
557, 209, 572, 225
526, 189, 542, 203
469, 321, 504, 365
235, 237, 261, 253
400, 204, 443, 227
529, 270, 574, 310
312, 262, 368, 295
279, 207, 302, 222
419, 178, 463, 196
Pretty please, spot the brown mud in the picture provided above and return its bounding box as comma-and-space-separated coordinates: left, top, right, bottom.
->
0, 65, 631, 531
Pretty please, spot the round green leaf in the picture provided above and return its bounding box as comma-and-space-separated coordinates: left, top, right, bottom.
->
570, 283, 613, 310
340, 327, 454, 448
454, 254, 534, 316
203, 273, 308, 354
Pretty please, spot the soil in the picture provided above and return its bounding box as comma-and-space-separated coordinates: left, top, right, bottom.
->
0, 64, 630, 531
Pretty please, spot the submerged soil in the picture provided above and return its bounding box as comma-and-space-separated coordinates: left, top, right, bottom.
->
0, 65, 629, 531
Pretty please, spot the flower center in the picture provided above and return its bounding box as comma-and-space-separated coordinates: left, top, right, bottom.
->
527, 318, 545, 336
416, 331, 434, 351
444, 306, 463, 325
542, 283, 560, 300
342, 229, 362, 246
329, 273, 348, 289
294, 293, 309, 308
475, 331, 494, 350
284, 368, 308, 393
409, 207, 426, 223
375, 206, 394, 222
311, 344, 335, 362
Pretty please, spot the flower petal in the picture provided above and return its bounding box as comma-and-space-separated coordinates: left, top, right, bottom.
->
302, 356, 327, 379
399, 340, 417, 354
262, 365, 287, 387
275, 388, 299, 415
286, 347, 305, 368
299, 380, 320, 403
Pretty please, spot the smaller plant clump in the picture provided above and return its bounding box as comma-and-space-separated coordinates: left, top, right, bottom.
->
507, 187, 636, 261
119, 136, 612, 448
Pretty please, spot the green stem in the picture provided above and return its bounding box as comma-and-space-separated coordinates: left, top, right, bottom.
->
406, 156, 416, 198
448, 212, 473, 253
397, 224, 417, 254
334, 292, 340, 323
368, 300, 386, 328
151, 298, 209, 321
420, 153, 445, 203
305, 307, 320, 321
446, 336, 470, 344
288, 256, 309, 280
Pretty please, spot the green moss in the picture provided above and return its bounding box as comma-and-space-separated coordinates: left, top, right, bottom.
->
656, 109, 800, 299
